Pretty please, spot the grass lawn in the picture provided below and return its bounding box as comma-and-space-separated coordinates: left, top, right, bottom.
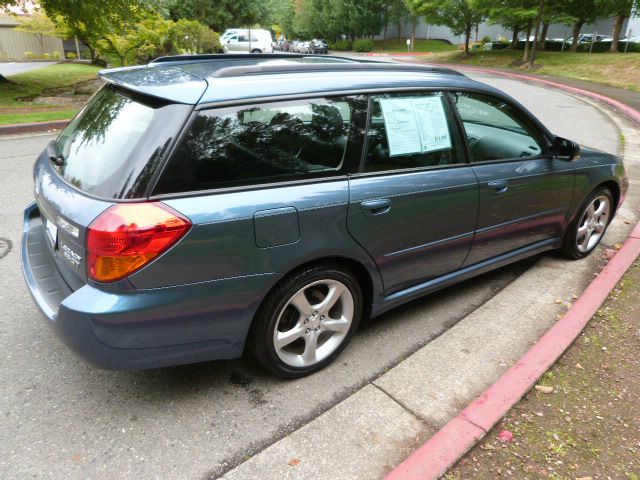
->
373, 38, 458, 53
425, 49, 640, 92
0, 63, 101, 124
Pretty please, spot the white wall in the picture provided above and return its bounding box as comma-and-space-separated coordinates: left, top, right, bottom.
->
378, 17, 632, 44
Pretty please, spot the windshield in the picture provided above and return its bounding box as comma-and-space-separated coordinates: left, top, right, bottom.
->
54, 86, 191, 199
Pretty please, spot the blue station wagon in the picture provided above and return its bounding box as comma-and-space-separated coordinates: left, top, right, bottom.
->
22, 55, 628, 377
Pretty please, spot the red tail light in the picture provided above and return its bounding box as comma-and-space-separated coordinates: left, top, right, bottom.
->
87, 203, 191, 282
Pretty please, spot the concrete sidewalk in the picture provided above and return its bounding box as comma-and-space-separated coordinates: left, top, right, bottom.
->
218, 76, 640, 479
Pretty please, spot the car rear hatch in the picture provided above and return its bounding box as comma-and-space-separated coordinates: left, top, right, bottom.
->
25, 77, 197, 309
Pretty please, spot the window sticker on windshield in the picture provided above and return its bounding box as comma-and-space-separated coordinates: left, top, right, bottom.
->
379, 96, 451, 157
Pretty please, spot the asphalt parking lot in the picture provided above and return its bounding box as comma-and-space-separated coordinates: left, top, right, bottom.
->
0, 73, 635, 479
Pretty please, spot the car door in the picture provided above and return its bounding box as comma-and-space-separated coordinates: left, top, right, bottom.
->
450, 91, 575, 266
347, 92, 479, 295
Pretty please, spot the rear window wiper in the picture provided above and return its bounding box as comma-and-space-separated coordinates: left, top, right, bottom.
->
47, 140, 64, 167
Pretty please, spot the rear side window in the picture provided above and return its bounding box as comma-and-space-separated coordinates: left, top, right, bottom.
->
365, 92, 465, 172
154, 96, 367, 194
55, 86, 190, 199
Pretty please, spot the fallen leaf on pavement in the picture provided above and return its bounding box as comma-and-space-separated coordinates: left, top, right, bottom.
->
535, 385, 554, 394
288, 458, 301, 467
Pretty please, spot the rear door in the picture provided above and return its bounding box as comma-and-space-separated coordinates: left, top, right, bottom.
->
450, 92, 575, 265
347, 92, 479, 295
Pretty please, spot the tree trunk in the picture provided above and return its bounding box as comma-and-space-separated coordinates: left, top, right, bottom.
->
411, 18, 417, 51
610, 15, 624, 52
527, 0, 545, 68
570, 21, 584, 52
383, 21, 388, 50
522, 19, 532, 62
464, 22, 472, 56
511, 26, 520, 49
539, 22, 549, 50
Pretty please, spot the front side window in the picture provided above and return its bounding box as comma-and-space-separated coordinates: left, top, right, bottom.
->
154, 96, 366, 194
365, 92, 465, 172
452, 92, 546, 162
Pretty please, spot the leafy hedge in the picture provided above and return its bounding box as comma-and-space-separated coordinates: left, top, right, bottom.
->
329, 39, 351, 51
353, 39, 375, 52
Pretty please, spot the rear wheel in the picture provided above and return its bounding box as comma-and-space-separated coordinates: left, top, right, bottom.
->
251, 49, 262, 54
249, 265, 362, 378
561, 187, 613, 259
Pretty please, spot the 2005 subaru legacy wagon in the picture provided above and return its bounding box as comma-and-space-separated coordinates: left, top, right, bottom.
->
22, 54, 628, 377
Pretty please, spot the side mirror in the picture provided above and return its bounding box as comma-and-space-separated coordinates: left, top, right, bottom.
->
552, 136, 580, 161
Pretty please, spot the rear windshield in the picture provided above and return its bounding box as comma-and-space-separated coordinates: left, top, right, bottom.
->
54, 85, 191, 199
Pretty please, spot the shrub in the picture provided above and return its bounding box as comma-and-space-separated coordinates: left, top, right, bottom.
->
24, 51, 35, 59
329, 39, 351, 51
66, 52, 77, 60
353, 39, 374, 52
52, 50, 61, 60
480, 35, 492, 45
43, 52, 51, 59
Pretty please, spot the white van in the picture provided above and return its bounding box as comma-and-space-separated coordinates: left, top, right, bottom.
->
222, 29, 273, 54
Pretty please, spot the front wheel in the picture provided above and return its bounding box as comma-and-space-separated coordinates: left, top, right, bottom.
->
249, 265, 362, 378
561, 187, 613, 259
251, 49, 262, 54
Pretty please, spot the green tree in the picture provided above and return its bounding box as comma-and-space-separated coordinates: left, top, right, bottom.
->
598, 0, 638, 51
39, 0, 153, 63
170, 19, 220, 53
406, 0, 485, 56
168, 0, 268, 31
264, 0, 296, 39
474, 0, 539, 50
558, 0, 607, 51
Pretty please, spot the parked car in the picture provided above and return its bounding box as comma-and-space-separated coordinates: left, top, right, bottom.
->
620, 35, 640, 44
222, 28, 273, 54
559, 34, 613, 44
22, 54, 628, 378
311, 38, 328, 54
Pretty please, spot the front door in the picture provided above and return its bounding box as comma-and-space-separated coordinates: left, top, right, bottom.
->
451, 92, 575, 265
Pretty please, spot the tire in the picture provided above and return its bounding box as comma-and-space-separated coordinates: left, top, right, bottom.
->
248, 264, 362, 378
251, 49, 262, 54
561, 187, 613, 259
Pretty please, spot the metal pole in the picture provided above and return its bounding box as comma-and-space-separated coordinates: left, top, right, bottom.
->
589, 31, 597, 53
625, 29, 632, 53
74, 37, 80, 59
561, 32, 567, 52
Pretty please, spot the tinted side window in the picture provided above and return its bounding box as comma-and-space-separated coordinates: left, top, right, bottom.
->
365, 92, 465, 172
452, 92, 545, 162
155, 97, 365, 194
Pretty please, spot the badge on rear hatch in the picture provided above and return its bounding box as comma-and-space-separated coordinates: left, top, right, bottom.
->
44, 217, 57, 248
60, 243, 82, 268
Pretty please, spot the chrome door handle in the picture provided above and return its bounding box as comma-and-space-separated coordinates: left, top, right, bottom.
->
361, 198, 391, 216
488, 180, 508, 193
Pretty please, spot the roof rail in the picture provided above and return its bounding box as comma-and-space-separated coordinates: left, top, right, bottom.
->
210, 62, 465, 78
149, 53, 363, 64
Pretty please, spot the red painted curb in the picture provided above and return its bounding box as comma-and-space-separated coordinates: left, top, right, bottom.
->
385, 418, 484, 480
0, 119, 70, 136
386, 225, 640, 480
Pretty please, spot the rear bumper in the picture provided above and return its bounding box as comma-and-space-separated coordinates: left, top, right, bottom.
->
21, 202, 280, 369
